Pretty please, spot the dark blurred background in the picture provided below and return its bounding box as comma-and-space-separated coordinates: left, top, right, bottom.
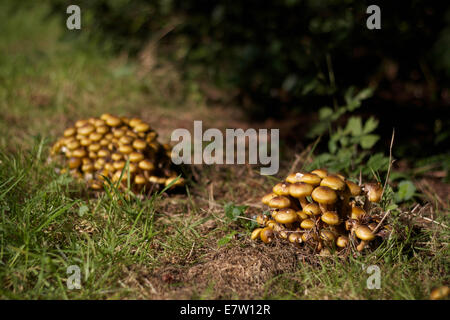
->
27, 1, 450, 171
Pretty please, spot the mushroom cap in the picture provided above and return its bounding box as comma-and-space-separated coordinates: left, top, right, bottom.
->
111, 153, 123, 161
301, 232, 318, 242
273, 182, 291, 196
119, 136, 133, 145
68, 157, 81, 169
336, 235, 349, 248
113, 129, 125, 138
274, 208, 297, 224
105, 116, 122, 127
97, 149, 110, 158
300, 218, 315, 229
320, 230, 336, 242
134, 174, 147, 185
260, 227, 274, 243
351, 206, 366, 220
67, 140, 80, 150
138, 159, 155, 171
251, 228, 263, 240
256, 214, 268, 226
321, 211, 340, 225
266, 220, 277, 229
303, 203, 321, 216
88, 143, 101, 152
288, 232, 302, 244
320, 175, 346, 191
364, 182, 383, 202
268, 196, 292, 209
89, 132, 103, 142
346, 180, 361, 197
135, 122, 151, 133
129, 118, 142, 127
132, 139, 147, 150
289, 182, 313, 199
311, 168, 328, 179
77, 125, 95, 136
64, 127, 76, 137
262, 192, 277, 205
430, 286, 449, 300
311, 186, 337, 204
148, 176, 167, 184
72, 148, 87, 158
129, 152, 144, 163
118, 145, 133, 154
285, 172, 305, 184
355, 225, 375, 241
299, 173, 321, 186
165, 176, 185, 187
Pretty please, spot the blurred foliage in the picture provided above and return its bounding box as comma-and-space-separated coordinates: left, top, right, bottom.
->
45, 1, 450, 112
41, 0, 450, 163
305, 85, 390, 178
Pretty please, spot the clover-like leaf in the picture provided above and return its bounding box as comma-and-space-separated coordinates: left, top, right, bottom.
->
395, 180, 416, 203
360, 134, 379, 149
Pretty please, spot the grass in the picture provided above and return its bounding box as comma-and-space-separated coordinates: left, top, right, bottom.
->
0, 1, 448, 300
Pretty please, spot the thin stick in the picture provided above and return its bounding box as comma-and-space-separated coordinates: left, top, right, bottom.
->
185, 241, 195, 260
372, 209, 391, 234
289, 154, 302, 174
235, 216, 257, 222
382, 128, 395, 197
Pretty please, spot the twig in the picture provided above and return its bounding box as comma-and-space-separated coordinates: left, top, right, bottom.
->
372, 209, 391, 234
382, 128, 395, 197
235, 216, 257, 222
242, 202, 264, 209
416, 216, 449, 229
208, 183, 215, 210
185, 241, 195, 260
289, 154, 302, 174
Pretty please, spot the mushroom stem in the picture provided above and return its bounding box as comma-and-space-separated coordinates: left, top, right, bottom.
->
318, 203, 335, 214
357, 240, 367, 252
298, 197, 309, 210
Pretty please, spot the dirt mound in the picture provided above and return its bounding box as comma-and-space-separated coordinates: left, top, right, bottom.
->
132, 239, 312, 300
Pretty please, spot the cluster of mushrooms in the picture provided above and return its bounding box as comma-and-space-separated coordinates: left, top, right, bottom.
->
50, 114, 184, 194
251, 169, 391, 255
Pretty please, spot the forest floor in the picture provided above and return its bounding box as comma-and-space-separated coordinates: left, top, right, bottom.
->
0, 3, 448, 299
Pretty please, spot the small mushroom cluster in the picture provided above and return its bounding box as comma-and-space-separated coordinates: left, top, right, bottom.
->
50, 114, 184, 193
251, 169, 390, 255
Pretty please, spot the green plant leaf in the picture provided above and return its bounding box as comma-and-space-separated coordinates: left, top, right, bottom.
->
395, 180, 416, 203
217, 231, 236, 247
224, 202, 248, 221
367, 153, 390, 172
319, 107, 333, 120
360, 134, 379, 149
363, 117, 379, 134
355, 87, 374, 101
346, 116, 363, 136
